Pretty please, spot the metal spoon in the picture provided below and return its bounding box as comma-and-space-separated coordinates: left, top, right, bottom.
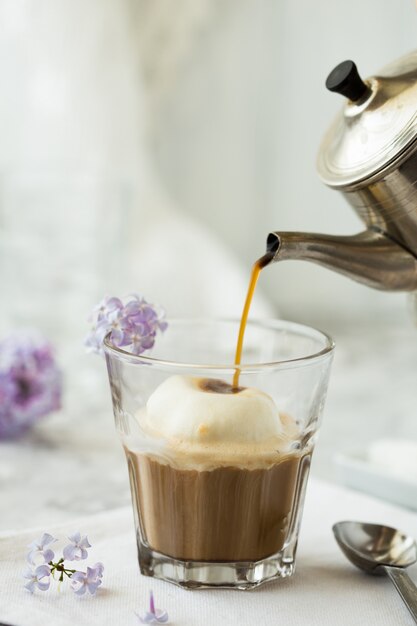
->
333, 521, 417, 623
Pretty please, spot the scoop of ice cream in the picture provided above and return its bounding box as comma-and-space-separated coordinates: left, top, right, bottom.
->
143, 374, 283, 443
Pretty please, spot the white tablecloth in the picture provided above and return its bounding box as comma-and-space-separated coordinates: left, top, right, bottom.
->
1, 478, 417, 626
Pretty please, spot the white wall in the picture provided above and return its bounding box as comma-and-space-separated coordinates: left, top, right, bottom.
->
0, 0, 415, 332
150, 0, 417, 328
0, 0, 275, 344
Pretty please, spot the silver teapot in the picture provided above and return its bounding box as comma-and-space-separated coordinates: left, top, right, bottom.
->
267, 50, 417, 291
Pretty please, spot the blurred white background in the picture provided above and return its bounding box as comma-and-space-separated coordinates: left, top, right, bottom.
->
0, 0, 415, 340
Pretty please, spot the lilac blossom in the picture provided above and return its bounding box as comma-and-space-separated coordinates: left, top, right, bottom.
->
27, 533, 57, 565
84, 295, 125, 353
0, 331, 62, 439
23, 564, 51, 593
63, 532, 91, 561
136, 590, 169, 624
70, 563, 104, 596
85, 294, 167, 356
23, 531, 104, 596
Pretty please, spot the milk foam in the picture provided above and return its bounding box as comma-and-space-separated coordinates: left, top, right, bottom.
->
134, 375, 300, 469
145, 375, 282, 442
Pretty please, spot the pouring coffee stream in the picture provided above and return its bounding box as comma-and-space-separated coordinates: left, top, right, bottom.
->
234, 52, 417, 388
233, 252, 274, 388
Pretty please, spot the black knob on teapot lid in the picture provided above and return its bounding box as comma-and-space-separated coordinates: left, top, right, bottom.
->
326, 60, 369, 102
318, 50, 417, 188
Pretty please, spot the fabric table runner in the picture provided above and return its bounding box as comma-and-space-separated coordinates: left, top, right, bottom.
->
1, 478, 417, 626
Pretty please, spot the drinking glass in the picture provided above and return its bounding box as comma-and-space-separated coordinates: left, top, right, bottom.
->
104, 319, 334, 589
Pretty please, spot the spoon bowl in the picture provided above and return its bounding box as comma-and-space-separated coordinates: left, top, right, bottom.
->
333, 520, 417, 573
333, 520, 417, 623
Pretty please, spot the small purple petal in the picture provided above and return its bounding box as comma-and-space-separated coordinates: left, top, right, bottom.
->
86, 565, 99, 579
102, 297, 124, 313
23, 564, 51, 593
42, 548, 55, 563
37, 578, 51, 592
137, 612, 154, 624
79, 535, 91, 549
91, 562, 104, 577
70, 571, 85, 583
70, 561, 104, 596
62, 544, 77, 561
123, 301, 142, 316
70, 571, 88, 595
141, 335, 156, 350
136, 591, 169, 624
136, 612, 169, 624
64, 533, 91, 561
35, 564, 51, 578
27, 533, 57, 565
154, 611, 169, 624
73, 584, 87, 596
24, 580, 35, 593
39, 533, 56, 547
86, 580, 101, 595
109, 328, 125, 347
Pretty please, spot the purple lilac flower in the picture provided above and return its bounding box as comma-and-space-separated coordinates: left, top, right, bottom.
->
84, 297, 124, 353
63, 532, 91, 561
136, 590, 169, 624
27, 533, 57, 565
0, 331, 62, 439
85, 294, 167, 356
23, 564, 51, 593
70, 562, 104, 596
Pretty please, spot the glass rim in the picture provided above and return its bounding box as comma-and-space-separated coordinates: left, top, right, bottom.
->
103, 318, 335, 371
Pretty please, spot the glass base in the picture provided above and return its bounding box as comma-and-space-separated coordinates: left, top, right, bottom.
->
136, 536, 297, 590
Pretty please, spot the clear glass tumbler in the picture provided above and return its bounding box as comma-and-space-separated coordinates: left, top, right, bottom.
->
104, 319, 334, 589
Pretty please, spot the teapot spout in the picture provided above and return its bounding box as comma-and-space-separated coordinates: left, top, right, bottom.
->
266, 229, 417, 291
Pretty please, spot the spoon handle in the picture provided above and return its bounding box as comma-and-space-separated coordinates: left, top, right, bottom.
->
383, 565, 417, 623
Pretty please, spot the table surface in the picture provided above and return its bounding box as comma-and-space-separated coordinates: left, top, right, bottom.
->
2, 478, 417, 626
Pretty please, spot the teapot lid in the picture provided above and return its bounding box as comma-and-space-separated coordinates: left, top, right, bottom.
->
317, 50, 417, 188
